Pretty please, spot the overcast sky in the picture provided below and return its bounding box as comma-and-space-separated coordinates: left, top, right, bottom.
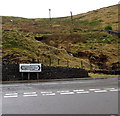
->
0, 0, 119, 18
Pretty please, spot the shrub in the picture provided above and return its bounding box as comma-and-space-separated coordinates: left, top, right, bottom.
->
104, 25, 112, 30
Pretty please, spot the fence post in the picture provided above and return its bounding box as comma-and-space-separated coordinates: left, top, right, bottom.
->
58, 59, 60, 66
81, 61, 83, 69
90, 63, 93, 71
67, 60, 69, 67
49, 57, 52, 66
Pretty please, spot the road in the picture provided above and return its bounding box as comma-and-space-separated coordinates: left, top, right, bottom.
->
1, 77, 119, 114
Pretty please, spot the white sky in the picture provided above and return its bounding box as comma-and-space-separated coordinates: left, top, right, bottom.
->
0, 0, 119, 18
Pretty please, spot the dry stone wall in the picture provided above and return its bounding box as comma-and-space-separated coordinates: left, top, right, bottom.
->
2, 63, 89, 81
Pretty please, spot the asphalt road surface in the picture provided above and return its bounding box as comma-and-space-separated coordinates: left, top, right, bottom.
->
1, 77, 119, 114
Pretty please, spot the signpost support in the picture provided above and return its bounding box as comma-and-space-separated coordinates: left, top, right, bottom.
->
21, 73, 23, 80
37, 73, 39, 80
28, 72, 30, 80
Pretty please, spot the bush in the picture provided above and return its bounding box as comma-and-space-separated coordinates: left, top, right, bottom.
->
104, 25, 112, 30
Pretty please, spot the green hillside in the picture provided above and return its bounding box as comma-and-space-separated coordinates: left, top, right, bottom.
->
2, 4, 119, 70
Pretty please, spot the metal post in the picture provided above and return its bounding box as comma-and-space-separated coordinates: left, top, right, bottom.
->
28, 72, 30, 80
21, 73, 24, 80
37, 73, 39, 80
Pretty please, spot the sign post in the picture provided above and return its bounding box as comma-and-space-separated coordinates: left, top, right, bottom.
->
19, 64, 42, 80
28, 72, 30, 80
37, 73, 39, 80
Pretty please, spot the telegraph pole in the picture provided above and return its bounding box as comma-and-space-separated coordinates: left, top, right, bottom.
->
49, 9, 52, 33
70, 11, 73, 23
49, 9, 52, 21
70, 11, 74, 33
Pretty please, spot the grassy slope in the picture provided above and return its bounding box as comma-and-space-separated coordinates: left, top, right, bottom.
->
2, 4, 119, 70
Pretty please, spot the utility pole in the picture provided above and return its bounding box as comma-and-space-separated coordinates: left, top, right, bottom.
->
70, 11, 74, 33
49, 9, 52, 33
70, 11, 73, 23
49, 9, 52, 21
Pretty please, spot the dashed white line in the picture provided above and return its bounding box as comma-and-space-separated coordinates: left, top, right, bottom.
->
73, 89, 85, 92
23, 92, 37, 97
76, 91, 89, 94
23, 94, 38, 97
3, 87, 118, 98
4, 95, 18, 98
94, 90, 108, 93
57, 90, 70, 93
23, 92, 37, 94
60, 92, 74, 95
41, 91, 53, 94
109, 89, 118, 92
4, 93, 18, 98
89, 89, 101, 91
42, 93, 56, 96
105, 88, 116, 90
5, 93, 18, 95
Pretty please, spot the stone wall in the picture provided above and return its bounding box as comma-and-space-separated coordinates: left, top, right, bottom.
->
2, 63, 89, 81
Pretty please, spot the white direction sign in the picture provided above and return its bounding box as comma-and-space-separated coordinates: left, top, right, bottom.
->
19, 64, 41, 72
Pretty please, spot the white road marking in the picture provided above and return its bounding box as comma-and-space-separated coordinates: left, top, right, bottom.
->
60, 92, 74, 95
4, 87, 117, 98
23, 92, 37, 97
23, 94, 38, 97
23, 92, 36, 94
4, 93, 18, 98
41, 91, 53, 94
57, 90, 70, 93
4, 95, 18, 98
105, 88, 116, 90
89, 89, 101, 91
109, 89, 118, 92
5, 93, 18, 96
76, 91, 89, 94
73, 89, 84, 92
42, 93, 56, 96
94, 90, 108, 93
